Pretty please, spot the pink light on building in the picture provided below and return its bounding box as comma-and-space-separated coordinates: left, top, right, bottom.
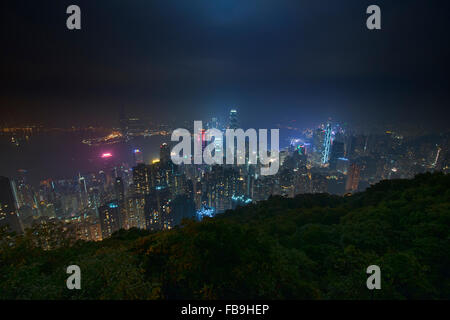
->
101, 153, 113, 158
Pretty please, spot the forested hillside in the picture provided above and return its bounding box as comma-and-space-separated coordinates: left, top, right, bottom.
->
1, 172, 449, 299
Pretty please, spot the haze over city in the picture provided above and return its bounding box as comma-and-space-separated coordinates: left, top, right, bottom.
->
2, 0, 449, 129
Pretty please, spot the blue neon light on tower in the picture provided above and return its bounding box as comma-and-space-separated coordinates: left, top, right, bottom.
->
321, 123, 332, 164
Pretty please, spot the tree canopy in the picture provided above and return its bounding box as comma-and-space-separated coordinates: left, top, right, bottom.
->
1, 172, 449, 300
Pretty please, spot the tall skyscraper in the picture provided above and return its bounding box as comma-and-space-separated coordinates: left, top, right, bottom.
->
0, 176, 22, 233
114, 177, 125, 201
313, 128, 325, 153
346, 164, 361, 193
160, 143, 171, 166
78, 174, 88, 208
228, 109, 238, 130
321, 123, 332, 164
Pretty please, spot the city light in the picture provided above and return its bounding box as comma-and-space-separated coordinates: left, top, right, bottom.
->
232, 195, 253, 204
101, 153, 112, 158
197, 206, 216, 219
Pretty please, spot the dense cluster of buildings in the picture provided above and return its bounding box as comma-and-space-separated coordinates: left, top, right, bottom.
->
1, 110, 449, 243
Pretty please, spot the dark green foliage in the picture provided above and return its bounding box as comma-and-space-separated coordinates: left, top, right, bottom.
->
0, 173, 449, 299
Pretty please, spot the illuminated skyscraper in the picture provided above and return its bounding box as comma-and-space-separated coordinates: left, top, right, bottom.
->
0, 176, 22, 233
144, 186, 171, 231
78, 174, 88, 195
78, 174, 88, 208
98, 200, 122, 239
133, 164, 151, 196
228, 109, 238, 130
124, 196, 146, 230
321, 123, 332, 164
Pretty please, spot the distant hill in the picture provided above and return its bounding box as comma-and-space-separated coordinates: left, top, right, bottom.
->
1, 172, 449, 299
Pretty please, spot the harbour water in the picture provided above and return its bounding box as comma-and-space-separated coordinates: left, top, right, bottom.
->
0, 132, 169, 185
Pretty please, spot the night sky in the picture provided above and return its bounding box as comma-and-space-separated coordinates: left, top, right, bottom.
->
2, 0, 449, 129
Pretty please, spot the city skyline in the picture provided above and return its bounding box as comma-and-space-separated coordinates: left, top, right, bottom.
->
1, 107, 448, 239
1, 1, 450, 304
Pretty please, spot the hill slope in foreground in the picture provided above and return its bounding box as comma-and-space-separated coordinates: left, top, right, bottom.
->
1, 173, 449, 299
